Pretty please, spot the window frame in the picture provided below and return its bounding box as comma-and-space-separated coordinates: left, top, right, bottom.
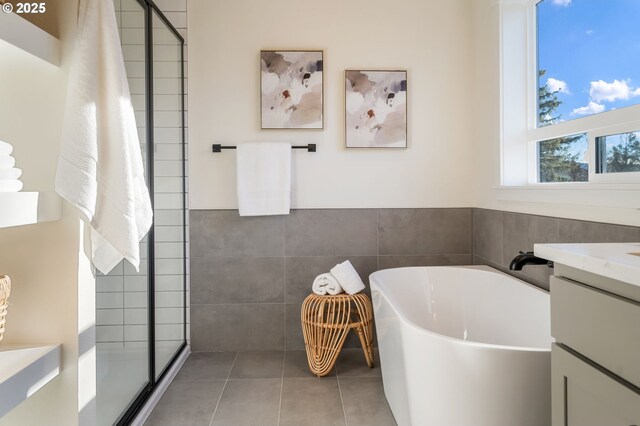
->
502, 0, 640, 186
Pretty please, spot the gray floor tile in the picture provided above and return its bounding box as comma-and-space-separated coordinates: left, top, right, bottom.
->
211, 379, 281, 426
144, 380, 225, 426
174, 352, 236, 381
284, 350, 335, 378
335, 348, 381, 378
279, 378, 346, 426
339, 377, 397, 426
229, 351, 284, 379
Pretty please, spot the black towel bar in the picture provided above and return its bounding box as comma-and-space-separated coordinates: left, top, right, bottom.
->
212, 144, 316, 153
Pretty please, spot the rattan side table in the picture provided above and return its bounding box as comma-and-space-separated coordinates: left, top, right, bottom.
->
301, 293, 374, 377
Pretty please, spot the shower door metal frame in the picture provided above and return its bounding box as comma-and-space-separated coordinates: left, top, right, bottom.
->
114, 1, 187, 424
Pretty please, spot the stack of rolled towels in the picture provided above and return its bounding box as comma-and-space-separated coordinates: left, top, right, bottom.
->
312, 260, 366, 296
0, 140, 23, 193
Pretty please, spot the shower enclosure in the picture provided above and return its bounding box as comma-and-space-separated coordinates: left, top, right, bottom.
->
95, 1, 187, 424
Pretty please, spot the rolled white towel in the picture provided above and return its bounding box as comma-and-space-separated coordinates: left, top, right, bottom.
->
0, 168, 22, 180
0, 155, 15, 169
0, 180, 23, 192
330, 260, 366, 295
312, 273, 343, 296
0, 140, 12, 155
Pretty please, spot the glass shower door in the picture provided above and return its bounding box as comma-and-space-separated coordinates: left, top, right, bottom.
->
151, 9, 186, 379
95, 0, 151, 424
96, 2, 186, 423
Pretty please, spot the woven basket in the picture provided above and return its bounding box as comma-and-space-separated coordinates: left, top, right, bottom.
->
0, 275, 11, 343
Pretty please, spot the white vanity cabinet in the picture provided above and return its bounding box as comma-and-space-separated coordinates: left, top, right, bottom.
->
535, 243, 640, 426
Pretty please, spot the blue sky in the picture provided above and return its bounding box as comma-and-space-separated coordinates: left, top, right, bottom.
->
538, 0, 640, 122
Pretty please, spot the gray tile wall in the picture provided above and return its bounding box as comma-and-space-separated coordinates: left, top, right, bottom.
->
190, 208, 473, 352
190, 207, 640, 352
472, 208, 640, 289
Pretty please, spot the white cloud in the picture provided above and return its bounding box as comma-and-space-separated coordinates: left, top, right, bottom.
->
589, 79, 633, 102
552, 0, 572, 6
572, 101, 605, 116
547, 78, 570, 94
633, 88, 640, 97
586, 29, 594, 35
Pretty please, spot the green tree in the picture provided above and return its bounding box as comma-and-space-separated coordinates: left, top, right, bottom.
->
537, 70, 588, 182
606, 132, 640, 173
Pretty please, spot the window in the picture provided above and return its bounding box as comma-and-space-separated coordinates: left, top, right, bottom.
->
538, 133, 588, 182
499, 0, 640, 187
537, 0, 640, 126
596, 130, 640, 174
535, 0, 640, 183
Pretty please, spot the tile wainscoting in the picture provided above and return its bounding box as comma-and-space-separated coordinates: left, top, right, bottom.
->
189, 209, 473, 352
473, 208, 640, 289
190, 207, 640, 352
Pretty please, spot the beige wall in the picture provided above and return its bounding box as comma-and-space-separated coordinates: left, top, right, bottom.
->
0, 0, 95, 424
187, 0, 475, 209
470, 0, 640, 227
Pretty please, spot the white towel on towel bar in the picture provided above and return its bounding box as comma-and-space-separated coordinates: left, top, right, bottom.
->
236, 142, 291, 216
312, 273, 343, 295
330, 260, 366, 295
55, 0, 152, 275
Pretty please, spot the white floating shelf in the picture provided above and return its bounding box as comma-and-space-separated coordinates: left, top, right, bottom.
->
0, 11, 60, 66
0, 192, 62, 229
0, 344, 61, 418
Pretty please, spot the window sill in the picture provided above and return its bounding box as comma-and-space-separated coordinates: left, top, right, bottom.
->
494, 184, 640, 209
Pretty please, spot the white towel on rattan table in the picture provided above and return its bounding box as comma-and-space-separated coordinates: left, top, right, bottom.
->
312, 273, 343, 295
55, 0, 152, 275
236, 142, 291, 216
330, 260, 366, 295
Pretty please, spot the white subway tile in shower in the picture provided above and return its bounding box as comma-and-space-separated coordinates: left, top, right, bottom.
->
155, 258, 184, 275
155, 275, 184, 292
154, 225, 184, 242
97, 325, 125, 342
124, 308, 148, 325
154, 193, 184, 210
97, 309, 124, 326
97, 293, 124, 309
155, 291, 184, 308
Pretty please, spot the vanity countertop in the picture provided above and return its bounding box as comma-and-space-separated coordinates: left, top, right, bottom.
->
535, 243, 640, 287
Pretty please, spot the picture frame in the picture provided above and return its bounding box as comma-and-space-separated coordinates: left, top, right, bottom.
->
344, 69, 407, 148
260, 50, 324, 129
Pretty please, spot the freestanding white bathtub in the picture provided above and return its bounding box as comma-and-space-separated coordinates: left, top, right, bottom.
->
370, 265, 551, 426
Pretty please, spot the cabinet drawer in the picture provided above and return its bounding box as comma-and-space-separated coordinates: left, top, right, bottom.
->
551, 276, 640, 388
552, 344, 640, 426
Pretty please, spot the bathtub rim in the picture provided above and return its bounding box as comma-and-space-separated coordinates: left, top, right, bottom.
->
370, 265, 552, 353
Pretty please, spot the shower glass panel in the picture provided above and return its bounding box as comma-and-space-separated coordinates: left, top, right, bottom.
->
95, 1, 186, 424
95, 1, 150, 424
151, 9, 186, 379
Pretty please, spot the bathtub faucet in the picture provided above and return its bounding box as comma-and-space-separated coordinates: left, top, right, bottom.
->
509, 251, 554, 271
